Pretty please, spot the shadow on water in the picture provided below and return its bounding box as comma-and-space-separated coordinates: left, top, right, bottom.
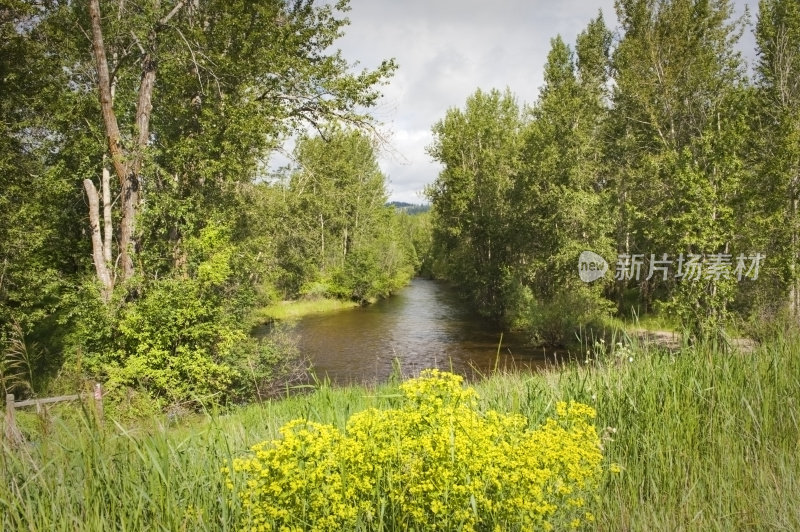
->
257, 278, 566, 386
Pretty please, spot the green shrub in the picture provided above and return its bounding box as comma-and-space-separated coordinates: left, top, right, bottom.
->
105, 277, 240, 403
524, 286, 615, 347
227, 369, 604, 531
229, 326, 308, 402
55, 223, 307, 408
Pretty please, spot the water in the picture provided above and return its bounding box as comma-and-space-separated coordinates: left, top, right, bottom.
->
272, 278, 560, 385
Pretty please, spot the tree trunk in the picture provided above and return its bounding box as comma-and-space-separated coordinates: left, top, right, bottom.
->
89, 0, 135, 281
89, 0, 182, 284
320, 214, 325, 269
101, 166, 113, 268
84, 179, 113, 302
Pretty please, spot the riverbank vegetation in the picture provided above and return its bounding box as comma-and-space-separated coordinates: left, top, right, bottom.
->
2, 337, 798, 530
254, 298, 360, 322
427, 0, 800, 346
0, 1, 429, 406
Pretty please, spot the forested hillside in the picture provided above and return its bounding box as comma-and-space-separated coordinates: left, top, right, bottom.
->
427, 0, 800, 345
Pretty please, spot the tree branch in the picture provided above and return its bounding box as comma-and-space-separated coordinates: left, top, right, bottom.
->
159, 0, 186, 27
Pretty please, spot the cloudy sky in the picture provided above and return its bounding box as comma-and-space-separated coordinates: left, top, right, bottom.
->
327, 0, 756, 204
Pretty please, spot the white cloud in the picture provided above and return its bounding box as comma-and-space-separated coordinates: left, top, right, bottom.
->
333, 0, 619, 203
326, 0, 757, 203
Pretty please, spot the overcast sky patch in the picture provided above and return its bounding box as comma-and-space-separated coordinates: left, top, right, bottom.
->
285, 0, 757, 204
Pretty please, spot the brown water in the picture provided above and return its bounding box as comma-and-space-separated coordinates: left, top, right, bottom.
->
272, 278, 560, 385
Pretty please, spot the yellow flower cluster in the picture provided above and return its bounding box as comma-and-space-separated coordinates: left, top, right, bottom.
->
228, 369, 603, 531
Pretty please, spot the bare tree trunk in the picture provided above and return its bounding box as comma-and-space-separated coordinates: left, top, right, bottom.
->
88, 0, 184, 285
89, 0, 135, 281
101, 166, 113, 268
84, 179, 113, 302
123, 53, 155, 264
343, 226, 348, 263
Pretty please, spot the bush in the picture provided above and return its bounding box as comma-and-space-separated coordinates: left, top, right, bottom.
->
227, 370, 604, 531
56, 223, 308, 408
59, 275, 305, 408
107, 277, 240, 403
229, 326, 309, 402
523, 286, 615, 347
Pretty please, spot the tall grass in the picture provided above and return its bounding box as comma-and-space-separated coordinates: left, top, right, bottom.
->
475, 336, 800, 530
2, 336, 799, 530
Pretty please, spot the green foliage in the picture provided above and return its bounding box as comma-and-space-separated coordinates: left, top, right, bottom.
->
521, 287, 616, 347
427, 88, 524, 317
58, 225, 303, 406
511, 19, 615, 343
609, 0, 748, 339
0, 0, 402, 402
265, 129, 417, 303
0, 5, 87, 378
747, 0, 800, 319
425, 2, 799, 342
397, 210, 434, 276
427, 22, 615, 344
230, 326, 307, 402
588, 339, 800, 529
110, 276, 241, 403
229, 370, 604, 531
0, 322, 43, 398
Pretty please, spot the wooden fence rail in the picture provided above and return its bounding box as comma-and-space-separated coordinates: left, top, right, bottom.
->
3, 383, 103, 445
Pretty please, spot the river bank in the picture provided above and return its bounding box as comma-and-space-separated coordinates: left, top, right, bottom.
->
254, 297, 361, 322
3, 335, 798, 530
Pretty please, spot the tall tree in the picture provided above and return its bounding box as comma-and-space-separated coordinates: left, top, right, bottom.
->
751, 0, 800, 318
610, 0, 747, 337
1, 1, 86, 378
33, 0, 396, 299
518, 17, 614, 291
283, 128, 414, 302
291, 129, 387, 272
426, 88, 524, 317
510, 17, 615, 343
1, 0, 397, 397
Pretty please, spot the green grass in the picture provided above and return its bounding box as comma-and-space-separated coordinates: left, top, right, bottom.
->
254, 297, 360, 322
2, 337, 799, 530
606, 310, 680, 334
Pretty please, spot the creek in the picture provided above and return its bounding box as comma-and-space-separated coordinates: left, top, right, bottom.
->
270, 278, 560, 385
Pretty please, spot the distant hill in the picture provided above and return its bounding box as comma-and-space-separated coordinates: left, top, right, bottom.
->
388, 201, 431, 215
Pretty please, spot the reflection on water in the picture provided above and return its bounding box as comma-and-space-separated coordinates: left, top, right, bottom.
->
270, 278, 561, 385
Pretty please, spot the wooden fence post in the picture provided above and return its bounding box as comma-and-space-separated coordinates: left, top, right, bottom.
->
94, 383, 104, 425
4, 393, 23, 446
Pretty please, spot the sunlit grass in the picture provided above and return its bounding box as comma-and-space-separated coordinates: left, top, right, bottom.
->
254, 298, 360, 322
2, 337, 799, 530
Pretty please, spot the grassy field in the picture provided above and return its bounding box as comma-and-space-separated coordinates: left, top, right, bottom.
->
1, 336, 799, 530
